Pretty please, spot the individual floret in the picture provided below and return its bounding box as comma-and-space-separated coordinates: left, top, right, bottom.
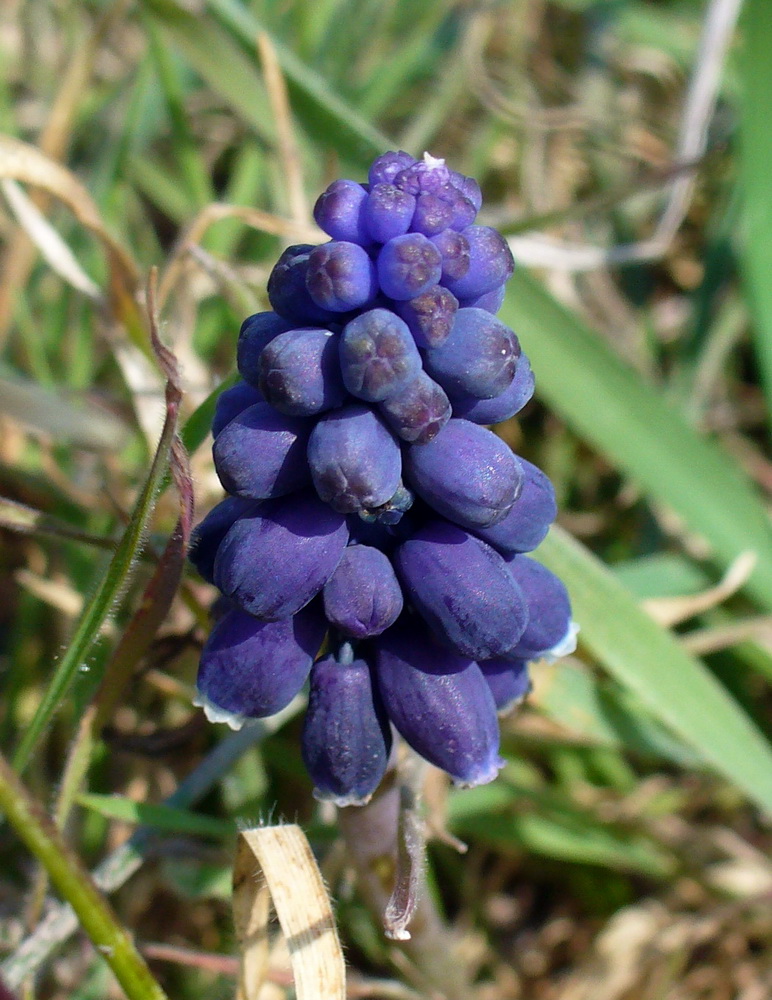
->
339, 308, 421, 402
257, 327, 346, 416
306, 241, 378, 313
322, 544, 403, 638
313, 179, 370, 245
376, 233, 442, 301
424, 308, 520, 400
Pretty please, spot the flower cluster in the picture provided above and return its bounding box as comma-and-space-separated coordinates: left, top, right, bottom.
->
190, 151, 576, 806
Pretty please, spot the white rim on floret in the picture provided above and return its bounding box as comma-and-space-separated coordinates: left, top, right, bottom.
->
541, 620, 580, 663
312, 785, 375, 809
193, 690, 248, 731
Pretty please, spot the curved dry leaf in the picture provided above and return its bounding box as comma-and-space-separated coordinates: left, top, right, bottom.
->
233, 824, 345, 1000
643, 551, 758, 627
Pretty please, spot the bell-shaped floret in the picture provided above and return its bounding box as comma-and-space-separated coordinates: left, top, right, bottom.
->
313, 179, 370, 245
322, 544, 403, 638
306, 241, 378, 313
450, 354, 534, 424
236, 311, 292, 385
404, 419, 523, 529
472, 458, 556, 554
302, 651, 392, 806
424, 308, 520, 400
339, 308, 421, 402
479, 658, 531, 713
188, 496, 259, 584
411, 192, 454, 236
458, 283, 506, 314
449, 172, 483, 213
376, 233, 442, 301
368, 150, 416, 187
378, 371, 451, 445
212, 402, 311, 500
197, 603, 326, 721
257, 328, 345, 416
395, 285, 458, 349
374, 622, 503, 787
503, 556, 573, 660
364, 183, 416, 243
394, 520, 529, 659
430, 229, 470, 283
267, 245, 337, 325
307, 404, 402, 513
211, 381, 264, 438
444, 226, 515, 301
214, 492, 348, 621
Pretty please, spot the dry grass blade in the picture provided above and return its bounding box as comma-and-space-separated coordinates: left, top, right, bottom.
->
234, 825, 345, 1000
644, 551, 758, 627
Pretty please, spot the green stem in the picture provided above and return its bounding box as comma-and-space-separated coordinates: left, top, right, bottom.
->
0, 753, 169, 1000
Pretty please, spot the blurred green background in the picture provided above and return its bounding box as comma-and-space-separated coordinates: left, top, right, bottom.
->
1, 0, 771, 997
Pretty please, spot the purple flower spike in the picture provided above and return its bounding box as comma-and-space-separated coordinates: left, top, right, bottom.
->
339, 308, 421, 402
197, 603, 326, 722
480, 658, 531, 713
322, 544, 403, 638
472, 458, 556, 554
307, 403, 402, 513
404, 419, 523, 529
503, 555, 573, 660
306, 241, 378, 313
313, 179, 370, 244
257, 327, 346, 417
212, 402, 311, 500
375, 623, 503, 787
377, 233, 443, 301
213, 492, 348, 621
302, 650, 392, 806
394, 520, 529, 659
211, 380, 264, 438
445, 226, 515, 301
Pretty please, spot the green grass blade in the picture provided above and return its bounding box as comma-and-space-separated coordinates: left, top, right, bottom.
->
500, 270, 772, 610
206, 0, 393, 165
77, 794, 235, 840
738, 0, 772, 419
535, 526, 772, 817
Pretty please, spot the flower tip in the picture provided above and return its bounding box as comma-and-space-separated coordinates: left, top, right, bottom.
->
422, 151, 445, 169
541, 620, 580, 663
312, 786, 374, 808
451, 754, 505, 790
193, 691, 247, 731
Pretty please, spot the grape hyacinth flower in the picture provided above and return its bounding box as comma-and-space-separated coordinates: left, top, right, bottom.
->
192, 150, 577, 808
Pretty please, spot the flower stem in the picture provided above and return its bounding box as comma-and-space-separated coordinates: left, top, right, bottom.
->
0, 753, 168, 1000
338, 773, 472, 1000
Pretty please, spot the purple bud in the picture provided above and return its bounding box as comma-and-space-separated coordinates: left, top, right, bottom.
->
424, 308, 520, 400
322, 544, 403, 638
404, 419, 523, 529
444, 226, 514, 301
267, 245, 337, 325
339, 308, 421, 402
313, 179, 370, 244
307, 403, 402, 513
450, 173, 483, 213
378, 371, 451, 445
214, 491, 348, 621
393, 156, 452, 195
430, 229, 470, 283
237, 312, 292, 385
450, 354, 535, 424
302, 652, 392, 806
364, 183, 416, 243
479, 658, 531, 712
377, 233, 442, 301
188, 496, 259, 584
374, 622, 503, 787
197, 603, 326, 720
411, 192, 454, 236
395, 285, 458, 349
368, 150, 416, 187
211, 381, 264, 438
472, 458, 556, 553
306, 241, 378, 313
212, 402, 311, 499
503, 556, 573, 660
257, 327, 345, 416
458, 283, 506, 315
394, 520, 529, 659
